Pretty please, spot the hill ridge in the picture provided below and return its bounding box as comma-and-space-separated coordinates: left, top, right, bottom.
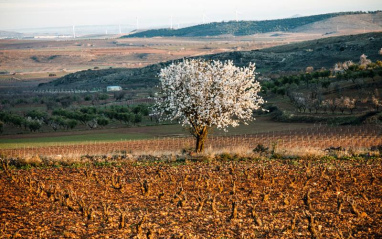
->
122, 11, 382, 38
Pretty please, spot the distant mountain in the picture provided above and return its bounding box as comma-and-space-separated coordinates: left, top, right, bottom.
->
122, 11, 382, 38
42, 32, 382, 90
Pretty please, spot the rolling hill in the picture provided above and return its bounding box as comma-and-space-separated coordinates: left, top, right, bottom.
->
205, 32, 382, 72
40, 32, 382, 90
122, 11, 382, 38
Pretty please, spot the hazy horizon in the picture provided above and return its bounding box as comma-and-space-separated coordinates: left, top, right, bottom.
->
1, 0, 382, 32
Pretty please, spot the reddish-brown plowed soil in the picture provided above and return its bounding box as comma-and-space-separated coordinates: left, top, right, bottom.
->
0, 158, 381, 238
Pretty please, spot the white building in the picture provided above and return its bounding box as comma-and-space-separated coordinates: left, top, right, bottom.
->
106, 86, 122, 92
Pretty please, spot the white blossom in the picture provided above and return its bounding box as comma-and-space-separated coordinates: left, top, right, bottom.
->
152, 59, 264, 152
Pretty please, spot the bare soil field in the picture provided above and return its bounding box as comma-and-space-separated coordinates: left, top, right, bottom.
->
0, 30, 371, 78
1, 157, 381, 238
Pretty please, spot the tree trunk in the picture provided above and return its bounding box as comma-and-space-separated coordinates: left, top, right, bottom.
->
195, 126, 208, 153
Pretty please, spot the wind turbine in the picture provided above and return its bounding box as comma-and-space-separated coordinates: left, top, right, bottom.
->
72, 25, 76, 38
170, 15, 173, 29
119, 24, 122, 34
136, 17, 139, 30
235, 9, 242, 22
202, 10, 212, 24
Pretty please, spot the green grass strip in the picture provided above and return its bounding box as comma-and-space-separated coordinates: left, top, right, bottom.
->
0, 133, 151, 149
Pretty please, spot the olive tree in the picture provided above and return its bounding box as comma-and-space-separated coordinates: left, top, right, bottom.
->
153, 59, 264, 153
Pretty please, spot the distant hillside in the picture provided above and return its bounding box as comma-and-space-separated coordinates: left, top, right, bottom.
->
204, 32, 382, 72
38, 63, 166, 90
41, 32, 382, 90
122, 11, 381, 38
292, 12, 382, 34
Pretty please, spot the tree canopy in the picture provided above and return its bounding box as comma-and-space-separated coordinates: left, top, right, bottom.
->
153, 59, 264, 152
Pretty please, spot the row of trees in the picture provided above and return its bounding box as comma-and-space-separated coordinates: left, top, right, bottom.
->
334, 54, 382, 72
0, 91, 143, 112
0, 111, 45, 132
261, 70, 332, 95
52, 105, 149, 129
264, 67, 382, 97
0, 104, 151, 133
262, 54, 382, 97
289, 90, 381, 114
281, 55, 382, 114
334, 56, 382, 81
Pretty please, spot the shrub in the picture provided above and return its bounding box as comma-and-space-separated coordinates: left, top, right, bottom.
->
370, 145, 382, 154
253, 144, 269, 155
27, 121, 42, 132
97, 118, 109, 127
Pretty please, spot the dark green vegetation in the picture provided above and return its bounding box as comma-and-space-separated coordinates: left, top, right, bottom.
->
124, 11, 379, 38
37, 63, 166, 90
0, 104, 152, 133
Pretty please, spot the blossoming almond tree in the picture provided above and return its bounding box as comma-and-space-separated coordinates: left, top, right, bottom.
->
153, 59, 264, 153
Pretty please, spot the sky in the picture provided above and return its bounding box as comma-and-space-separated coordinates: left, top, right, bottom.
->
0, 0, 382, 31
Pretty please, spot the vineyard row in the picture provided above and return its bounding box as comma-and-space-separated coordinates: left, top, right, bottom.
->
1, 125, 381, 158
